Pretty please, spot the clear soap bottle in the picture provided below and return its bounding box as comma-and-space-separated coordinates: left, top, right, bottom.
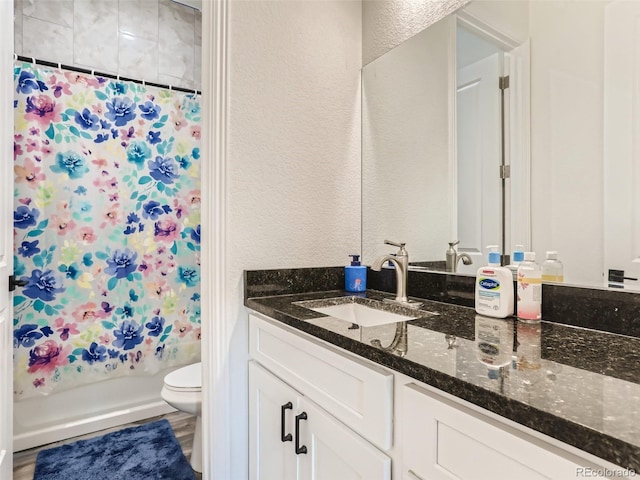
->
542, 251, 564, 283
517, 252, 542, 320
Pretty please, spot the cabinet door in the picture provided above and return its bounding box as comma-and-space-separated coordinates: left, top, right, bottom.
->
401, 383, 589, 480
249, 361, 300, 480
298, 397, 392, 480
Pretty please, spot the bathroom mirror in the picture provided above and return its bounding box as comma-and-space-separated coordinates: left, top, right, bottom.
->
362, 0, 640, 291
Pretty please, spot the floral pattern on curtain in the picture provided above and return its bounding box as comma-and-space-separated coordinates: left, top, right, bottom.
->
12, 63, 201, 399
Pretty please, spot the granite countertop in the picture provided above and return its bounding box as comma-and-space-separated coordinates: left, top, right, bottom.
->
245, 288, 640, 472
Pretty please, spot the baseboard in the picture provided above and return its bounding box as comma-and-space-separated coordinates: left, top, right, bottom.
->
14, 401, 176, 452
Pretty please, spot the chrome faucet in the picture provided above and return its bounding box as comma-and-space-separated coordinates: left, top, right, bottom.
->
445, 240, 473, 273
371, 240, 420, 307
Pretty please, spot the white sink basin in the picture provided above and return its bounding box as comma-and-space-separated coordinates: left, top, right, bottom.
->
309, 302, 417, 327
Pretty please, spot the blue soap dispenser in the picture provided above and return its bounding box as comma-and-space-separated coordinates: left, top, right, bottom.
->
345, 255, 367, 293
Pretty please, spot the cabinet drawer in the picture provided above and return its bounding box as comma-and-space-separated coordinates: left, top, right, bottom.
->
249, 313, 393, 450
401, 383, 595, 480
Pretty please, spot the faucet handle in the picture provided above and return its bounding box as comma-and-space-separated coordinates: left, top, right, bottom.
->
448, 240, 460, 248
384, 240, 407, 255
384, 239, 405, 248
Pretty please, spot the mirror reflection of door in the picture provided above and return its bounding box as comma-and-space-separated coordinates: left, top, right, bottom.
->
456, 26, 504, 271
456, 28, 503, 268
455, 19, 530, 272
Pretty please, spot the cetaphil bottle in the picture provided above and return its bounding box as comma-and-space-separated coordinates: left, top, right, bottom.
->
475, 246, 514, 318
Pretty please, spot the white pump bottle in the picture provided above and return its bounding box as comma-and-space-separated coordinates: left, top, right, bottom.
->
475, 246, 514, 318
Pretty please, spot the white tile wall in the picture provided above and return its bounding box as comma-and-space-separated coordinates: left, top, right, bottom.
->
14, 0, 201, 90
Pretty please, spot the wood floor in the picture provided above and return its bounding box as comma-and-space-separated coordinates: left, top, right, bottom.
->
13, 411, 202, 480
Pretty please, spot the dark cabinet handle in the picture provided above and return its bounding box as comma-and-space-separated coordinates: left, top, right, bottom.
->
295, 411, 308, 454
280, 402, 293, 442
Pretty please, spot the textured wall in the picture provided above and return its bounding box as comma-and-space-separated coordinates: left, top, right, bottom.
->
226, 1, 362, 478
13, 0, 201, 91
362, 0, 469, 65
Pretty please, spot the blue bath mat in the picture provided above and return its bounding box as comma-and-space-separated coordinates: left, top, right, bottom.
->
33, 419, 196, 480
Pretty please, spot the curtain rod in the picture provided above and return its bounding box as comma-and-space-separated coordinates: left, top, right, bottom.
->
15, 54, 201, 95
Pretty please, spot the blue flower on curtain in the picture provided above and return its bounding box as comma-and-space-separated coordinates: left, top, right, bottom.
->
14, 206, 39, 229
139, 101, 161, 121
146, 316, 165, 337
126, 141, 152, 167
22, 269, 65, 301
105, 97, 137, 126
82, 342, 107, 364
51, 151, 89, 179
74, 108, 101, 130
16, 70, 47, 94
148, 156, 180, 184
113, 320, 145, 350
105, 249, 139, 279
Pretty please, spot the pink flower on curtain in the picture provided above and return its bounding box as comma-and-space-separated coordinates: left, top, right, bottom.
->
54, 318, 79, 341
24, 95, 62, 126
77, 226, 97, 244
14, 158, 45, 188
153, 217, 180, 242
72, 302, 108, 323
27, 340, 70, 373
50, 213, 77, 235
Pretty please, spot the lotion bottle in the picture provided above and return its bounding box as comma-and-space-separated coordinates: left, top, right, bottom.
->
542, 251, 564, 283
517, 252, 542, 320
507, 244, 525, 275
475, 246, 514, 318
345, 255, 367, 293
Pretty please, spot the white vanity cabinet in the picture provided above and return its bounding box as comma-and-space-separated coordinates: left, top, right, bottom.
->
249, 310, 625, 480
400, 382, 605, 480
248, 313, 393, 480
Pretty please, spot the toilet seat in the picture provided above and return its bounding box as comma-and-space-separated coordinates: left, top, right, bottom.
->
164, 362, 202, 392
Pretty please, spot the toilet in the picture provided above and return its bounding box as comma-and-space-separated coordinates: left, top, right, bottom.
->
161, 362, 202, 473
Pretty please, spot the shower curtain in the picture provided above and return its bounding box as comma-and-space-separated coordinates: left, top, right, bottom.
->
12, 62, 202, 399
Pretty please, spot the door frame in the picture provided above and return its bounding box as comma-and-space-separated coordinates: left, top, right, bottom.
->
201, 0, 231, 478
1, 0, 14, 477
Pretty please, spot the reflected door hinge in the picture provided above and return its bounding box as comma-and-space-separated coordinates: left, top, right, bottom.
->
499, 75, 510, 90
500, 165, 511, 179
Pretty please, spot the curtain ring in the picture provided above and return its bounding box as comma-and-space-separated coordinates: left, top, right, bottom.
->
57, 62, 62, 70
13, 53, 17, 61
142, 78, 146, 86
117, 74, 120, 81
91, 69, 95, 76
169, 84, 172, 91
31, 57, 36, 65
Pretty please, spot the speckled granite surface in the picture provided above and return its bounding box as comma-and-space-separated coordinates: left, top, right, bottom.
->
245, 279, 640, 472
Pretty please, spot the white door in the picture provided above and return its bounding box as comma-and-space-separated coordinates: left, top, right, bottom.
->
249, 361, 299, 480
604, 0, 640, 290
299, 397, 391, 480
457, 52, 503, 269
0, 0, 14, 477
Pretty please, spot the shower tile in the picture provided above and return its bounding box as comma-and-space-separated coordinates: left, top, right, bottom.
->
119, 0, 159, 42
158, 0, 194, 83
195, 10, 201, 45
14, 0, 23, 55
157, 72, 187, 91
22, 16, 73, 64
23, 0, 73, 28
74, 0, 119, 72
118, 34, 159, 83
194, 44, 201, 91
